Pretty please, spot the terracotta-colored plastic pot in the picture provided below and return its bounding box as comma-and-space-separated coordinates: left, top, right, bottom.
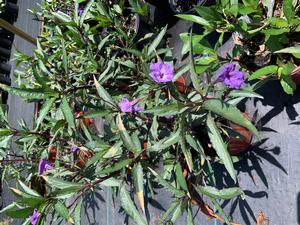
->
228, 113, 253, 155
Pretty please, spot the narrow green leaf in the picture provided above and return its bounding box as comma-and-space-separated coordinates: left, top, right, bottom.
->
274, 46, 300, 54
144, 103, 185, 116
54, 201, 69, 219
147, 25, 167, 56
189, 30, 203, 94
42, 176, 83, 190
175, 163, 188, 192
159, 200, 180, 224
203, 99, 259, 137
79, 0, 95, 26
74, 198, 83, 225
117, 113, 140, 152
248, 65, 278, 80
187, 204, 195, 225
228, 90, 263, 99
52, 11, 72, 23
206, 114, 236, 182
120, 185, 148, 225
94, 76, 116, 108
0, 84, 56, 99
97, 159, 132, 175
35, 98, 56, 129
283, 0, 295, 22
195, 185, 243, 200
176, 14, 212, 28
132, 162, 145, 213
148, 167, 185, 197
60, 97, 76, 130
18, 180, 42, 198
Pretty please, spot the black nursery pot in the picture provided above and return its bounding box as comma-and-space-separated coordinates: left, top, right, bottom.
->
168, 0, 216, 14
1, 2, 19, 22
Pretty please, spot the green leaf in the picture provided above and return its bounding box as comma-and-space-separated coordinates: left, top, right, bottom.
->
203, 99, 259, 137
148, 167, 185, 197
120, 185, 148, 225
159, 200, 181, 224
117, 113, 140, 152
80, 110, 110, 118
151, 129, 180, 152
79, 0, 95, 26
274, 46, 300, 54
144, 103, 185, 116
42, 176, 83, 190
52, 11, 72, 23
206, 114, 236, 182
147, 25, 167, 56
74, 198, 83, 225
228, 90, 263, 99
283, 0, 295, 22
132, 162, 145, 213
248, 65, 278, 80
281, 76, 296, 95
194, 6, 221, 21
176, 14, 212, 28
18, 180, 42, 198
195, 185, 243, 199
54, 201, 69, 219
175, 163, 188, 192
189, 30, 203, 94
35, 98, 56, 129
94, 76, 116, 108
96, 159, 132, 175
187, 204, 195, 225
6, 207, 34, 219
171, 200, 186, 224
0, 84, 57, 100
60, 97, 76, 130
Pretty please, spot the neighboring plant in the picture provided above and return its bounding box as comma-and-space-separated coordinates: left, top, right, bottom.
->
0, 0, 263, 225
178, 0, 300, 94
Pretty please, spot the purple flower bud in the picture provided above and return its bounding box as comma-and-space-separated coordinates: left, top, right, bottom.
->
78, 5, 84, 16
28, 209, 40, 225
218, 63, 245, 89
71, 146, 79, 153
118, 97, 143, 113
38, 159, 53, 176
149, 61, 174, 83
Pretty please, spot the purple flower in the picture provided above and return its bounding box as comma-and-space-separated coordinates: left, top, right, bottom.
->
78, 5, 84, 16
118, 97, 143, 113
38, 159, 53, 176
149, 62, 174, 83
218, 63, 245, 89
71, 146, 79, 153
28, 209, 40, 225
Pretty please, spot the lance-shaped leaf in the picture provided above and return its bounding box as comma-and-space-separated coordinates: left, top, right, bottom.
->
120, 185, 148, 225
74, 198, 83, 225
176, 14, 212, 28
248, 65, 278, 81
132, 162, 145, 213
195, 185, 243, 200
117, 113, 140, 152
0, 84, 57, 100
159, 200, 181, 224
175, 163, 188, 192
148, 168, 185, 198
96, 159, 132, 175
42, 176, 83, 190
60, 97, 76, 130
54, 201, 69, 219
94, 76, 116, 108
206, 114, 236, 182
203, 99, 259, 137
35, 98, 56, 129
147, 25, 167, 56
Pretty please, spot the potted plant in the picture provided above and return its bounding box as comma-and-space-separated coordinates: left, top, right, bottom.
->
169, 0, 215, 14
0, 1, 263, 225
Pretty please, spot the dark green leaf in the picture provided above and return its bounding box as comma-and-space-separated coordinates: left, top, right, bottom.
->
54, 201, 69, 219
203, 99, 259, 137
248, 65, 278, 80
147, 25, 167, 56
120, 185, 148, 225
195, 185, 243, 199
60, 97, 76, 130
206, 114, 236, 182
